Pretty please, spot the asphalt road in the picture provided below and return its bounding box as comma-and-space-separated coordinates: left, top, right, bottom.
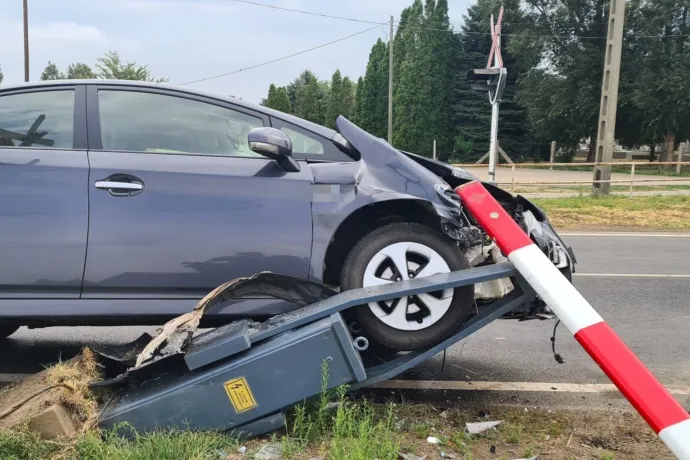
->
1, 232, 688, 409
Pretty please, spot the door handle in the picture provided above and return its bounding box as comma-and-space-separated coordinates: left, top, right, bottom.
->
95, 181, 143, 191
95, 175, 144, 197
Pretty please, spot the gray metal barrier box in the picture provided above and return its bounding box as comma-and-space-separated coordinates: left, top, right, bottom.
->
99, 312, 366, 435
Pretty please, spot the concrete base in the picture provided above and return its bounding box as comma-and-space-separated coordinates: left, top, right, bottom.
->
28, 403, 76, 439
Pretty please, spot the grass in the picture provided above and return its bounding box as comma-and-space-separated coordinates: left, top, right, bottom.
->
0, 398, 674, 460
532, 195, 690, 229
0, 358, 675, 459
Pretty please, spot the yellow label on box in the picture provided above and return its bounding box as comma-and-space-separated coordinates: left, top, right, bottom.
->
224, 376, 258, 413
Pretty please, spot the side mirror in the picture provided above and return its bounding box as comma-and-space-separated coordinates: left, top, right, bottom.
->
248, 127, 300, 172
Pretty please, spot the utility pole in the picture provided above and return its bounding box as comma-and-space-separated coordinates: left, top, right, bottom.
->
592, 0, 626, 195
388, 15, 394, 145
23, 0, 29, 82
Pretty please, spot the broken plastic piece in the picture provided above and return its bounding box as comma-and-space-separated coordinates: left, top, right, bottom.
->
466, 420, 503, 434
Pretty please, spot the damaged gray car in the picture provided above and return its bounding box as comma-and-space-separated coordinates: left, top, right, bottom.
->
0, 80, 575, 351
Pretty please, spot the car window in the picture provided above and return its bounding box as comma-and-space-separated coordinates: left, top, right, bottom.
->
280, 126, 324, 155
270, 117, 353, 162
0, 90, 74, 149
97, 90, 265, 158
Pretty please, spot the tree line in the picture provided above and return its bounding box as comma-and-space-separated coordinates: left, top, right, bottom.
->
38, 51, 168, 83
261, 0, 690, 163
0, 51, 167, 86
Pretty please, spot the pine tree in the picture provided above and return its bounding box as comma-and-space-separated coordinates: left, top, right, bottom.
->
393, 1, 424, 148
263, 84, 278, 107
361, 39, 389, 137
287, 70, 317, 113
294, 72, 324, 124
353, 77, 366, 125
326, 69, 344, 128
393, 0, 455, 157
263, 84, 292, 113
341, 76, 356, 121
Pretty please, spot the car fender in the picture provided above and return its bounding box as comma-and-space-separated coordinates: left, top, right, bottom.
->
308, 171, 442, 283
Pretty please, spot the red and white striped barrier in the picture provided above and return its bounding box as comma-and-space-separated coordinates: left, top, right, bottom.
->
456, 181, 690, 459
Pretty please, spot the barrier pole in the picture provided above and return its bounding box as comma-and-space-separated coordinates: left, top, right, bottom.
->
456, 181, 690, 459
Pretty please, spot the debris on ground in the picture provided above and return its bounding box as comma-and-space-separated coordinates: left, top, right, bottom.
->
0, 348, 101, 439
466, 420, 503, 434
399, 453, 427, 460
426, 436, 441, 444
254, 442, 283, 459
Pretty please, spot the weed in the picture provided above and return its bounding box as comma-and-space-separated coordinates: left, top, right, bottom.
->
451, 430, 473, 454
502, 422, 524, 444
599, 451, 616, 460
410, 422, 431, 439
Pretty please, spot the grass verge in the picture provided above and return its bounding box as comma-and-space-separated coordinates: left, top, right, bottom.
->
0, 355, 674, 459
0, 398, 673, 459
532, 195, 690, 229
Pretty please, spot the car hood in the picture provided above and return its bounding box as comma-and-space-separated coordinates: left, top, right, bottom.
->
333, 116, 448, 204
333, 116, 516, 207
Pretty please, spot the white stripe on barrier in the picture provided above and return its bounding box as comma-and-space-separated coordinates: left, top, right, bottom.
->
659, 419, 690, 460
509, 244, 604, 334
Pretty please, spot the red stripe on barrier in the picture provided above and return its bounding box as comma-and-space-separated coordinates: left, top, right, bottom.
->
575, 322, 690, 434
455, 181, 532, 255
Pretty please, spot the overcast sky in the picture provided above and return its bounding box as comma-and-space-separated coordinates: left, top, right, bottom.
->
0, 0, 474, 103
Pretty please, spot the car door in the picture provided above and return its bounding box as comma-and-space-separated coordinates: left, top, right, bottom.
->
0, 85, 88, 298
82, 85, 314, 301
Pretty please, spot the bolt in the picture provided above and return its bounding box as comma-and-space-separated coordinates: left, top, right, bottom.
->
490, 211, 500, 219
396, 276, 402, 281
409, 273, 415, 278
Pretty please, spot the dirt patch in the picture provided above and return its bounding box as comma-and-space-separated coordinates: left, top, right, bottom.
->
0, 348, 101, 436
387, 404, 674, 460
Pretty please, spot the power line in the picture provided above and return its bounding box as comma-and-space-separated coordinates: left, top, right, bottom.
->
178, 25, 380, 86
219, 0, 386, 25
396, 24, 690, 39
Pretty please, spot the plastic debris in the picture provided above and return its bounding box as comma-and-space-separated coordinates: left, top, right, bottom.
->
440, 452, 456, 458
426, 436, 441, 444
398, 453, 427, 460
238, 446, 247, 454
254, 443, 283, 459
466, 420, 503, 434
511, 456, 539, 460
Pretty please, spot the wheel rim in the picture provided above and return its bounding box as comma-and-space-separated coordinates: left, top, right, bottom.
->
362, 242, 454, 331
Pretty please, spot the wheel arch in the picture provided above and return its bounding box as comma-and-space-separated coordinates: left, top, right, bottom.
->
322, 198, 442, 287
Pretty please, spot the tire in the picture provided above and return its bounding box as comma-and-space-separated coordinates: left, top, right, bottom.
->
340, 222, 475, 351
0, 325, 19, 340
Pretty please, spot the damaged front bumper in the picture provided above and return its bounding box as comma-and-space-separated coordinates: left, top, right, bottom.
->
432, 184, 576, 309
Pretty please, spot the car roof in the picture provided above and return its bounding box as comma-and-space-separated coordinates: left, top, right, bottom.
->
0, 79, 339, 140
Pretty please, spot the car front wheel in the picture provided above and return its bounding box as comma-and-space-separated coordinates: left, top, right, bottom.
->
340, 222, 475, 351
